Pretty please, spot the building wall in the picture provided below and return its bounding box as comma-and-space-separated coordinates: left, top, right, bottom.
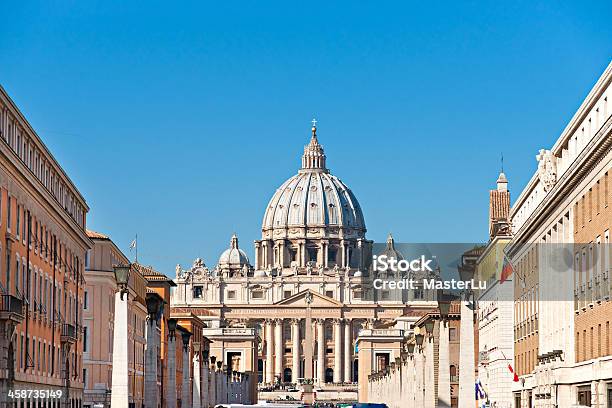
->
574, 164, 611, 363
0, 85, 90, 407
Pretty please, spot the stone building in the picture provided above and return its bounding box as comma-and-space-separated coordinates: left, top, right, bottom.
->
475, 172, 514, 408
171, 124, 435, 402
0, 85, 89, 408
83, 230, 148, 408
507, 60, 612, 407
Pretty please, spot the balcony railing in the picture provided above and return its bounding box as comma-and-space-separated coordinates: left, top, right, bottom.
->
61, 323, 77, 343
0, 294, 24, 322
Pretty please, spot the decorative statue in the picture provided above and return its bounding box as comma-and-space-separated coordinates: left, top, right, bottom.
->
193, 257, 204, 268
291, 262, 299, 276
333, 264, 340, 276
175, 264, 183, 278
318, 264, 324, 276
242, 263, 249, 276
345, 264, 351, 278
306, 262, 313, 276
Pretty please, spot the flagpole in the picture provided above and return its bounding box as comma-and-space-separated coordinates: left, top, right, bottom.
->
135, 234, 138, 263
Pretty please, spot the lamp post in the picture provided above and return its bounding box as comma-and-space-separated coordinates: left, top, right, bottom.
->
110, 264, 131, 407
113, 264, 131, 300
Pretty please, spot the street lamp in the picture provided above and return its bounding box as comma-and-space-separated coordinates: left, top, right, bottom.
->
415, 333, 424, 347
167, 318, 178, 340
146, 293, 163, 322
407, 343, 415, 355
437, 289, 452, 320
113, 264, 131, 300
181, 330, 192, 351
424, 320, 434, 336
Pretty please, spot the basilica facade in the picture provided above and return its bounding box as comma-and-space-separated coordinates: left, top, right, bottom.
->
171, 124, 437, 392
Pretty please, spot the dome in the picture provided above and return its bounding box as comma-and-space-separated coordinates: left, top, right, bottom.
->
261, 124, 366, 236
218, 234, 250, 268
379, 233, 404, 260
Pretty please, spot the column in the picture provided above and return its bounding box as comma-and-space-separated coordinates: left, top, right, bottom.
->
274, 319, 283, 383
438, 320, 451, 407
182, 345, 192, 408
144, 318, 159, 408
414, 350, 424, 407
344, 320, 351, 382
167, 335, 177, 408
291, 319, 300, 383
110, 292, 129, 407
424, 336, 435, 408
192, 353, 201, 408
201, 359, 209, 408
333, 319, 342, 383
208, 361, 216, 407
265, 319, 274, 384
317, 319, 325, 384
458, 293, 475, 408
254, 242, 260, 270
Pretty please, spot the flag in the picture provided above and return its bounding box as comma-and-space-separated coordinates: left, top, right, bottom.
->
507, 363, 520, 382
500, 252, 514, 283
129, 238, 137, 250
475, 380, 486, 400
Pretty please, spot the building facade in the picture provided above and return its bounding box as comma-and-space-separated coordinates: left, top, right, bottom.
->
171, 125, 436, 402
0, 86, 90, 408
508, 60, 612, 407
83, 230, 148, 408
475, 172, 514, 408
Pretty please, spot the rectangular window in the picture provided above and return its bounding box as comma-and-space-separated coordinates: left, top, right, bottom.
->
251, 290, 264, 299
325, 290, 334, 298
7, 196, 10, 231
16, 205, 20, 238
283, 290, 292, 299
193, 286, 203, 298
227, 290, 236, 300
83, 291, 88, 310
83, 326, 88, 352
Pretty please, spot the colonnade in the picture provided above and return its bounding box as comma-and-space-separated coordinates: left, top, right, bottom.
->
262, 317, 355, 385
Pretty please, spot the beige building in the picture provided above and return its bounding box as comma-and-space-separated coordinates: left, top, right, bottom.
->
0, 85, 90, 408
171, 124, 436, 403
83, 230, 148, 408
507, 60, 612, 407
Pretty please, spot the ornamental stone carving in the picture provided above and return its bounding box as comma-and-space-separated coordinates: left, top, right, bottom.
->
536, 149, 557, 192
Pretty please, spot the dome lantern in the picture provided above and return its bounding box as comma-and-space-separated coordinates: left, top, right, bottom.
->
301, 120, 327, 172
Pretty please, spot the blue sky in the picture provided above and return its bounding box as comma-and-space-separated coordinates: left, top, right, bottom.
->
1, 1, 611, 274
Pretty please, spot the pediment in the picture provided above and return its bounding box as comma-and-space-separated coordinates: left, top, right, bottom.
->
274, 289, 343, 307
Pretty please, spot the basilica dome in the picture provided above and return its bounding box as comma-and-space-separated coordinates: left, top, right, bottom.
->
261, 125, 366, 237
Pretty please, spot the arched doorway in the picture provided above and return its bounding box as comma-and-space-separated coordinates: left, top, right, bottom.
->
283, 368, 292, 383
325, 368, 334, 383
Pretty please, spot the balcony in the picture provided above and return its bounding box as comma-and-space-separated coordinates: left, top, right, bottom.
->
0, 294, 24, 323
61, 323, 77, 344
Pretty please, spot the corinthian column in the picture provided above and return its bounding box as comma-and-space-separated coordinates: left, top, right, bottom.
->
333, 319, 343, 383
265, 319, 274, 384
291, 319, 300, 383
182, 342, 192, 408
424, 335, 435, 408
317, 319, 325, 384
344, 320, 352, 382
274, 319, 283, 382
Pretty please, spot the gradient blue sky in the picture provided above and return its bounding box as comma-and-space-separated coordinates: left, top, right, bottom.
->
1, 1, 611, 274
